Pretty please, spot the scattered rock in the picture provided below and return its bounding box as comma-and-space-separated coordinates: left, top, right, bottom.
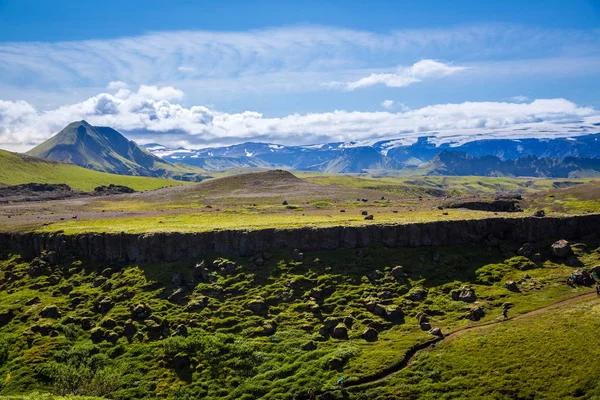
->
428, 327, 443, 337
0, 310, 15, 327
130, 303, 152, 320
173, 353, 190, 370
174, 324, 188, 337
25, 297, 41, 306
379, 291, 393, 300
282, 201, 288, 206
90, 327, 106, 343
366, 302, 387, 316
123, 320, 137, 339
415, 311, 429, 324
171, 273, 183, 287
100, 318, 117, 329
405, 288, 427, 302
331, 324, 348, 339
92, 277, 107, 287
364, 215, 374, 220
419, 321, 432, 331
504, 281, 519, 292
292, 249, 304, 262
193, 260, 211, 282
391, 266, 407, 283
533, 210, 545, 218
361, 210, 368, 216
323, 317, 341, 330
105, 331, 119, 344
80, 317, 92, 330
93, 297, 114, 314
302, 341, 317, 351
452, 285, 476, 303
362, 327, 378, 342
167, 288, 187, 303
93, 184, 135, 194
466, 306, 486, 321
40, 305, 60, 319
551, 240, 573, 259
186, 297, 209, 311
517, 243, 535, 258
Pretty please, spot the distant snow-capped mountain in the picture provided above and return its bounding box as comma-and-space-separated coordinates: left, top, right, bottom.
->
143, 132, 600, 174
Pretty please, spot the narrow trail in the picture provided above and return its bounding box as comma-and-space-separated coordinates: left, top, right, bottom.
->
318, 290, 596, 396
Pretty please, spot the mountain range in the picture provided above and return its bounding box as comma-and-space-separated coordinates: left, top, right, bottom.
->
26, 121, 208, 181
21, 121, 600, 178
144, 132, 600, 175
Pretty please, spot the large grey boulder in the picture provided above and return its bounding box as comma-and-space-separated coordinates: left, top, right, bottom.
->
551, 240, 573, 259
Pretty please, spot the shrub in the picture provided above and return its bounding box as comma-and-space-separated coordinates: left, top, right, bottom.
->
476, 263, 512, 285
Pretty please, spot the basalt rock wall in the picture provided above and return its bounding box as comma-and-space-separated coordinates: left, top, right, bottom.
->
0, 215, 598, 263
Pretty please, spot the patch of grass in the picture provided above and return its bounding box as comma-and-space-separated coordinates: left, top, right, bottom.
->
0, 150, 188, 192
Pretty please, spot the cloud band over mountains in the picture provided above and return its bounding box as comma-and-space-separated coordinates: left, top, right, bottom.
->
0, 85, 597, 152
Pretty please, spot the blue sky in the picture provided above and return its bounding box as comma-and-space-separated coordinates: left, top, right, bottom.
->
0, 0, 599, 151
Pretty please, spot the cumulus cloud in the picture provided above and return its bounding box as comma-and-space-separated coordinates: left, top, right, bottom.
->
0, 85, 597, 152
107, 81, 129, 91
344, 60, 468, 90
381, 100, 395, 109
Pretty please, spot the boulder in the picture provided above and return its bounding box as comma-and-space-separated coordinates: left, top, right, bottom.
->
171, 273, 183, 287
310, 287, 324, 301
25, 297, 41, 306
533, 210, 545, 218
100, 318, 117, 329
92, 277, 107, 288
302, 341, 317, 351
551, 240, 573, 259
168, 288, 187, 303
40, 305, 61, 319
130, 303, 152, 320
93, 297, 114, 314
361, 210, 368, 216
90, 327, 106, 343
174, 324, 188, 337
173, 353, 190, 370
105, 331, 119, 344
0, 310, 14, 327
379, 291, 393, 300
452, 286, 476, 303
390, 266, 407, 283
517, 243, 535, 258
405, 288, 427, 302
123, 321, 137, 338
415, 311, 429, 324
80, 317, 92, 330
428, 327, 443, 337
193, 260, 211, 282
466, 307, 486, 321
292, 249, 304, 262
419, 321, 432, 331
331, 324, 348, 339
364, 215, 374, 220
262, 321, 277, 336
504, 281, 519, 292
323, 317, 341, 330
366, 302, 387, 316
362, 327, 378, 342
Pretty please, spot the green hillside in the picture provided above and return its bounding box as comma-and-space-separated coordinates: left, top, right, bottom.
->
0, 150, 188, 192
0, 239, 597, 399
26, 121, 207, 182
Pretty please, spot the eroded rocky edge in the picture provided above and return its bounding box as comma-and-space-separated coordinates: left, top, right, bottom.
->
0, 214, 598, 263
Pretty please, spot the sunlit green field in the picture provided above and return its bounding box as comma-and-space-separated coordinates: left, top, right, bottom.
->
0, 150, 189, 192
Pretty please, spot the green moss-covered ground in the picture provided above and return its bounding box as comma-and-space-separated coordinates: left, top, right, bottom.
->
0, 239, 598, 399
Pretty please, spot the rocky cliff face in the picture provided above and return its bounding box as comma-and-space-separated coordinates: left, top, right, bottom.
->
1, 215, 598, 264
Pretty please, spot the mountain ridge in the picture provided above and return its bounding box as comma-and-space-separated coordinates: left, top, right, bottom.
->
27, 121, 208, 181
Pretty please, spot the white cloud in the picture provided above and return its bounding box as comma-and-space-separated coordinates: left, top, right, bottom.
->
0, 85, 597, 152
0, 25, 598, 108
381, 100, 395, 109
511, 95, 529, 102
344, 60, 467, 90
107, 81, 129, 91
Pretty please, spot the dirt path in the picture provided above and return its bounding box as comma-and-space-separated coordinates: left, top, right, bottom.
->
320, 291, 597, 395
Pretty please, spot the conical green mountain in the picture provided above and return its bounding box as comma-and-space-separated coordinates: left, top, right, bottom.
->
26, 121, 207, 181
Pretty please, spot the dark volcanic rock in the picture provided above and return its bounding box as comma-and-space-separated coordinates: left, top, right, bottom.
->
505, 281, 519, 292
362, 327, 378, 341
40, 305, 61, 319
466, 307, 486, 321
331, 324, 348, 339
452, 286, 476, 303
551, 240, 573, 259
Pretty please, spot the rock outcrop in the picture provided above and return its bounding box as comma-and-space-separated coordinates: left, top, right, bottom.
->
0, 214, 598, 264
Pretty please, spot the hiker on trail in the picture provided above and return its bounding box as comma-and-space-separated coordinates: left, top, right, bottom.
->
502, 303, 511, 320
307, 387, 315, 399
337, 377, 346, 389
